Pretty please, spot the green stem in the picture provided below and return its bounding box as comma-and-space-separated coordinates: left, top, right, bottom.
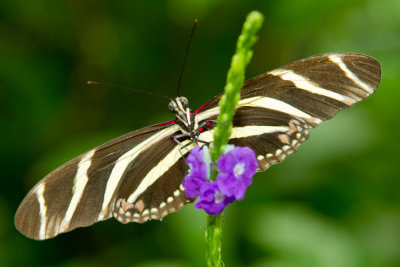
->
205, 213, 224, 266
210, 11, 264, 161
205, 11, 264, 267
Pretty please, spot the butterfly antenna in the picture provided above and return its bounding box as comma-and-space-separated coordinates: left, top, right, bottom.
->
87, 81, 172, 101
176, 19, 198, 97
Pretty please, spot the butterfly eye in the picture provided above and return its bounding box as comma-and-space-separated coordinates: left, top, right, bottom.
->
168, 101, 177, 113
179, 97, 189, 109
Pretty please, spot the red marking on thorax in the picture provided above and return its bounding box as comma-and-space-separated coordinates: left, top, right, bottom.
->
154, 120, 176, 126
195, 99, 213, 114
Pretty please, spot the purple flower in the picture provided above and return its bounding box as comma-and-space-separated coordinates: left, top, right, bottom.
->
183, 145, 258, 215
217, 146, 258, 200
183, 146, 210, 198
194, 182, 235, 215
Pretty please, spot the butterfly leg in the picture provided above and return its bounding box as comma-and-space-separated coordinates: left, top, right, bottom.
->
172, 133, 190, 146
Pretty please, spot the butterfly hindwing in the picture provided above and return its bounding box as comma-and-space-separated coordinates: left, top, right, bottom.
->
111, 128, 194, 224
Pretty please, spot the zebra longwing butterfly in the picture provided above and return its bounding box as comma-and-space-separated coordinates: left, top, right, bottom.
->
15, 53, 381, 240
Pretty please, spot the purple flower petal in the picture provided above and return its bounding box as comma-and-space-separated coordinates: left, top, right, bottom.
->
217, 173, 247, 200
194, 182, 234, 215
218, 146, 258, 177
183, 146, 209, 198
187, 146, 208, 179
216, 146, 257, 200
183, 175, 206, 198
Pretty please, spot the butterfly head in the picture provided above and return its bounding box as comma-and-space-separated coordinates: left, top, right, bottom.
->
169, 96, 199, 136
169, 97, 189, 116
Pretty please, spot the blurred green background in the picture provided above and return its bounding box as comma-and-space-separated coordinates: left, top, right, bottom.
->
1, 0, 399, 266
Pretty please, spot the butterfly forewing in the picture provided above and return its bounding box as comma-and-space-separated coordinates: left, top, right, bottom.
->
196, 53, 380, 170
14, 123, 192, 240
15, 52, 381, 240
241, 53, 380, 122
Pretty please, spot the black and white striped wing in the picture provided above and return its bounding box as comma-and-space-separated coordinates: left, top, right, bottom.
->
15, 123, 195, 240
15, 52, 381, 240
195, 53, 381, 170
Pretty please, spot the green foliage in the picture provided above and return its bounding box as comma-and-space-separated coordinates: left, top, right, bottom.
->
1, 1, 399, 266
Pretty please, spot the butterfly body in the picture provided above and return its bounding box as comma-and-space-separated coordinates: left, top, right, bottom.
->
167, 96, 208, 145
15, 53, 381, 240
